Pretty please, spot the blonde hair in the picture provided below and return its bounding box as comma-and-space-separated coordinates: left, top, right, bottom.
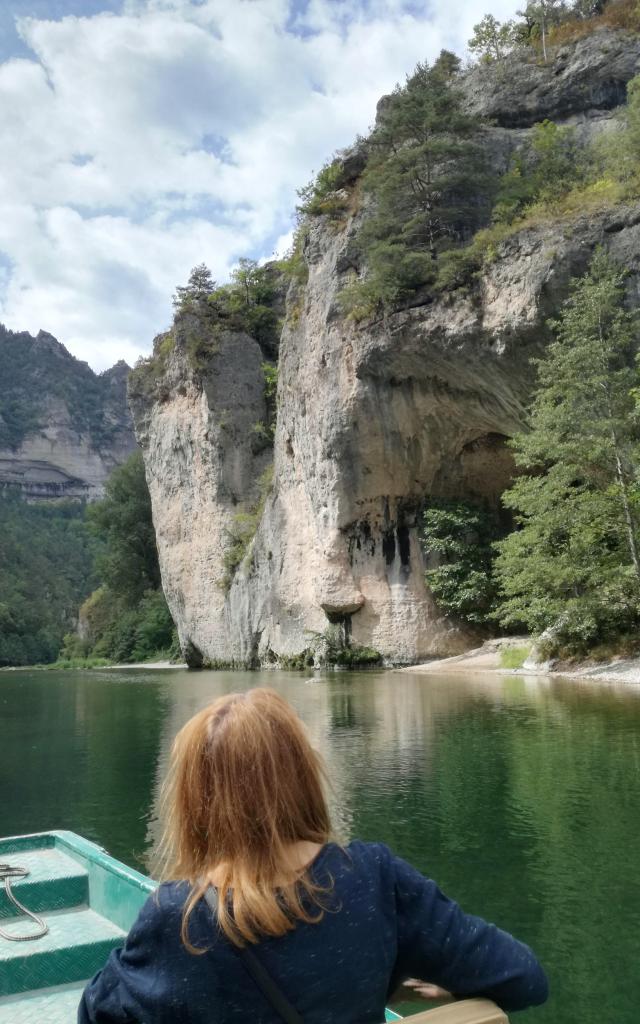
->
155, 688, 332, 951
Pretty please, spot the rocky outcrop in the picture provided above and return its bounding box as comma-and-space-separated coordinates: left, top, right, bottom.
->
464, 26, 640, 127
130, 25, 640, 666
0, 328, 135, 500
129, 316, 272, 665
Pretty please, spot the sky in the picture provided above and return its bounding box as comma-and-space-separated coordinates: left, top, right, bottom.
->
0, 0, 522, 371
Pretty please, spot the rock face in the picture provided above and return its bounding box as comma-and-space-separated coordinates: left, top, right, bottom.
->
464, 26, 640, 127
130, 25, 640, 666
129, 315, 272, 665
0, 327, 135, 500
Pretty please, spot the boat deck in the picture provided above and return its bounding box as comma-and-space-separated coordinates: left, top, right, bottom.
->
0, 980, 88, 1023
0, 831, 153, 1023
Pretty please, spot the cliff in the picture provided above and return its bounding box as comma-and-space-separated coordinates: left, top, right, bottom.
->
0, 327, 136, 500
130, 23, 640, 666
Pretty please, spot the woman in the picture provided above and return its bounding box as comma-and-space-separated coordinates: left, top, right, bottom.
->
78, 688, 548, 1023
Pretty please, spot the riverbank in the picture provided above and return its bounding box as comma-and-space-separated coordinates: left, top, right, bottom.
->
103, 660, 187, 669
400, 638, 640, 685
1, 657, 186, 672
397, 639, 520, 676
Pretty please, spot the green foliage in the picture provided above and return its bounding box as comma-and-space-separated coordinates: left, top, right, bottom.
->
0, 326, 127, 451
468, 14, 519, 61
262, 361, 278, 405
517, 1, 568, 60
336, 68, 640, 322
0, 441, 174, 668
275, 227, 309, 285
172, 263, 216, 314
44, 656, 112, 670
499, 646, 531, 669
493, 120, 583, 223
87, 588, 177, 663
79, 451, 177, 664
421, 500, 504, 625
87, 450, 161, 605
569, 0, 602, 18
307, 625, 382, 667
128, 332, 175, 399
209, 258, 281, 353
252, 362, 278, 445
342, 52, 491, 316
468, 2, 634, 62
337, 91, 522, 313
277, 649, 315, 670
495, 252, 640, 655
592, 75, 640, 193
364, 53, 484, 250
133, 259, 283, 391
297, 159, 349, 218
221, 465, 274, 590
334, 644, 382, 667
0, 494, 98, 666
449, 75, 640, 285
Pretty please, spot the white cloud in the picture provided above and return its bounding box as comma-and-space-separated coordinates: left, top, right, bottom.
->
0, 0, 522, 370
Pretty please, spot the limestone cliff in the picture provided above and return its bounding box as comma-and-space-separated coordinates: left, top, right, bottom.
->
130, 24, 640, 666
0, 327, 136, 499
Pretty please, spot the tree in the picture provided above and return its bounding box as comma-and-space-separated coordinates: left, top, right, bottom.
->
421, 500, 503, 625
468, 15, 518, 61
0, 496, 96, 665
493, 119, 581, 222
610, 75, 640, 188
495, 251, 640, 653
517, 1, 567, 60
569, 0, 602, 18
75, 451, 177, 663
297, 159, 347, 217
352, 52, 490, 312
209, 258, 280, 352
87, 450, 161, 606
172, 263, 215, 312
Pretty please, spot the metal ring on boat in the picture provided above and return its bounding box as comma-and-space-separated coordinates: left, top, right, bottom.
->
0, 863, 49, 941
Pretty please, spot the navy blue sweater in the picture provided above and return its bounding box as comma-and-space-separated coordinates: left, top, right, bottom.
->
78, 841, 548, 1023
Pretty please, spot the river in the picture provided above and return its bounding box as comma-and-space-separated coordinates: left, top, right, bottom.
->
0, 666, 638, 1023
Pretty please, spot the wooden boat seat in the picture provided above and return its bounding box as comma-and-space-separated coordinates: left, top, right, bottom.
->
402, 999, 508, 1024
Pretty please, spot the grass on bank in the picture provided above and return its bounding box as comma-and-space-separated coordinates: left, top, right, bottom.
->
35, 648, 181, 671
499, 646, 532, 670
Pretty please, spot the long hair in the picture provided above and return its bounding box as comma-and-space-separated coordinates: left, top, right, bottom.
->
154, 688, 333, 951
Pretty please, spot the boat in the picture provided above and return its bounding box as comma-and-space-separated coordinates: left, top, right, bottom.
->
0, 831, 507, 1024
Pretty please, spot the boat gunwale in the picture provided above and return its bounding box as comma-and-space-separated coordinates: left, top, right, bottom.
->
0, 831, 155, 899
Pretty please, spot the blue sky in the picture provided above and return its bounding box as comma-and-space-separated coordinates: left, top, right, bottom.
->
0, 0, 522, 370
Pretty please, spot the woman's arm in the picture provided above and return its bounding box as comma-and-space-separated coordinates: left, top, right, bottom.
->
391, 852, 548, 1013
78, 889, 182, 1024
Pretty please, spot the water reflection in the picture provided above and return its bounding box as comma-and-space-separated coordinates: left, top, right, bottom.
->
0, 667, 639, 1024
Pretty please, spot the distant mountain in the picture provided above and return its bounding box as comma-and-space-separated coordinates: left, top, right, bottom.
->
0, 326, 136, 500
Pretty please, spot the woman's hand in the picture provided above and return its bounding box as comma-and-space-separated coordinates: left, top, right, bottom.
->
403, 979, 453, 1001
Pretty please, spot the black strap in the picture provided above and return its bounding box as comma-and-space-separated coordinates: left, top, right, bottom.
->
204, 885, 304, 1024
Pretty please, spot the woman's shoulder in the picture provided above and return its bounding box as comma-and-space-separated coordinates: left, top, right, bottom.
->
138, 880, 191, 922
318, 838, 398, 881
327, 838, 395, 862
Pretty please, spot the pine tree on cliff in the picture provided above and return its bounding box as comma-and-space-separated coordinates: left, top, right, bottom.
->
356, 51, 490, 309
495, 251, 640, 654
172, 263, 215, 313
368, 50, 482, 255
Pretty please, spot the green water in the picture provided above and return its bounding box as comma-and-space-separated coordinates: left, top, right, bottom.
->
0, 667, 639, 1023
